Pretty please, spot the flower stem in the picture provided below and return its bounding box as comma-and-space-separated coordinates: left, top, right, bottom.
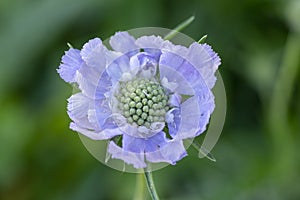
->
133, 172, 146, 200
164, 15, 195, 40
144, 169, 160, 200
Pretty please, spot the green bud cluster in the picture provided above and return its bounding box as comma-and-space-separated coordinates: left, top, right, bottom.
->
117, 79, 169, 128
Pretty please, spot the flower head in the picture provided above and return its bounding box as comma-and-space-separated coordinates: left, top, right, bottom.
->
57, 31, 221, 169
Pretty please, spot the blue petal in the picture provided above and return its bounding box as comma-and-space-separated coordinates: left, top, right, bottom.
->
76, 63, 113, 100
129, 52, 158, 78
122, 132, 167, 153
168, 93, 181, 107
176, 94, 214, 139
57, 48, 83, 83
146, 139, 187, 165
80, 38, 106, 71
160, 51, 212, 95
109, 32, 138, 53
106, 54, 131, 82
159, 53, 194, 95
108, 141, 146, 169
136, 35, 164, 49
67, 93, 95, 130
165, 108, 181, 138
70, 123, 122, 140
162, 41, 188, 56
195, 92, 215, 135
76, 38, 114, 99
122, 132, 187, 166
95, 98, 115, 129
75, 68, 99, 99
95, 71, 112, 99
187, 43, 221, 89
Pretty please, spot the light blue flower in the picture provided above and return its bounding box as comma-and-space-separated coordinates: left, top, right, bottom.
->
57, 31, 221, 169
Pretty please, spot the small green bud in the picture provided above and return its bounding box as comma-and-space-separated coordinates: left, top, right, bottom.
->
136, 102, 143, 109
132, 115, 139, 121
130, 93, 137, 99
136, 109, 142, 116
141, 113, 148, 120
137, 119, 144, 126
129, 108, 136, 115
129, 101, 136, 108
142, 106, 149, 112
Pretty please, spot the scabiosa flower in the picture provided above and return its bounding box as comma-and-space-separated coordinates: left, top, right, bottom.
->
57, 31, 221, 169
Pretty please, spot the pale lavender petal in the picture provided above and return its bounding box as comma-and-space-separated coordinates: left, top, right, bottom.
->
94, 71, 112, 99
187, 43, 221, 89
146, 139, 187, 164
165, 108, 181, 138
159, 62, 194, 95
162, 40, 189, 57
168, 93, 181, 107
108, 141, 146, 169
161, 77, 178, 92
176, 94, 214, 139
67, 93, 95, 129
75, 70, 99, 99
109, 32, 138, 53
75, 65, 112, 100
195, 92, 215, 135
80, 38, 106, 70
106, 54, 131, 82
129, 52, 158, 78
136, 35, 164, 49
122, 132, 167, 153
57, 48, 83, 83
95, 98, 114, 129
70, 123, 122, 140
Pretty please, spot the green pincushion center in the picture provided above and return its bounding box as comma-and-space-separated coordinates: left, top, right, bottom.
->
117, 79, 169, 128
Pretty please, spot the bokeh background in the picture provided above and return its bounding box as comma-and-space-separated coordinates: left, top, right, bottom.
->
1, 0, 299, 199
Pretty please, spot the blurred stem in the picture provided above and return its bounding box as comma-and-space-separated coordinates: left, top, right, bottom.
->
133, 172, 146, 200
164, 16, 195, 40
267, 33, 300, 181
144, 170, 160, 200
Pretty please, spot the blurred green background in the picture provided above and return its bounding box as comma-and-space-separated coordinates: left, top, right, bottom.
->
0, 0, 299, 199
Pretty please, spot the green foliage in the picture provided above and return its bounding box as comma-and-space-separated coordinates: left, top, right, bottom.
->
0, 0, 299, 199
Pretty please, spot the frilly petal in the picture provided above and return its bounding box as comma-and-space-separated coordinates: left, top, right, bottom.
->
162, 40, 189, 57
187, 43, 221, 89
122, 132, 167, 153
57, 48, 83, 83
168, 93, 181, 107
146, 139, 187, 165
70, 123, 122, 140
75, 70, 99, 99
136, 35, 164, 49
165, 108, 181, 138
176, 94, 214, 139
77, 38, 115, 99
108, 141, 146, 169
120, 132, 187, 167
109, 32, 138, 53
129, 52, 158, 79
106, 54, 131, 82
159, 56, 194, 95
80, 38, 106, 71
67, 93, 95, 129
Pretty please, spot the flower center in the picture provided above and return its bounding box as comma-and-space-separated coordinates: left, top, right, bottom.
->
117, 79, 169, 128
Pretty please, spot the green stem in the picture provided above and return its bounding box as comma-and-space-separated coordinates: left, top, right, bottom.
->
133, 172, 146, 200
267, 33, 300, 182
144, 170, 160, 200
164, 15, 195, 40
